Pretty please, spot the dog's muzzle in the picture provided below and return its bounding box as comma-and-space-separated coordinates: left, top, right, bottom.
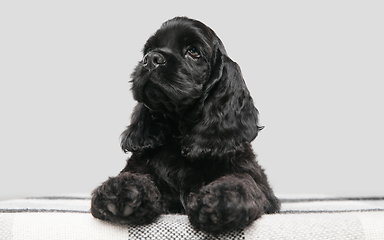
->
142, 52, 166, 70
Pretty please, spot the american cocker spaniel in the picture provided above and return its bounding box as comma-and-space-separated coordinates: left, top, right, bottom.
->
91, 17, 280, 235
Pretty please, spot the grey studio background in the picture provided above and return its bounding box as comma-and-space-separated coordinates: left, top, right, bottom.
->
1, 1, 383, 200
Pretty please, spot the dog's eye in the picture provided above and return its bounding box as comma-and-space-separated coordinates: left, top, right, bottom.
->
186, 47, 201, 59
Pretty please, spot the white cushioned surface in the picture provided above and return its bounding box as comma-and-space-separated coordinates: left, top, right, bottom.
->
1, 196, 384, 239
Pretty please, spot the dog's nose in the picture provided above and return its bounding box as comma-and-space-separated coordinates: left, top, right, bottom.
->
142, 52, 166, 70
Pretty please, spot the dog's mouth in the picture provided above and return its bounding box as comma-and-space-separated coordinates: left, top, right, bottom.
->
142, 82, 177, 112
131, 66, 203, 114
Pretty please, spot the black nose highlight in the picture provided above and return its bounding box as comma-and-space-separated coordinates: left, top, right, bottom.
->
142, 52, 166, 70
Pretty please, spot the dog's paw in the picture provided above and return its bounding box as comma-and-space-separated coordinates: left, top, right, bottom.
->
186, 175, 266, 234
91, 172, 162, 225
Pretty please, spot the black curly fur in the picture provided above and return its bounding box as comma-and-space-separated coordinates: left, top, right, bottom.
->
91, 17, 280, 235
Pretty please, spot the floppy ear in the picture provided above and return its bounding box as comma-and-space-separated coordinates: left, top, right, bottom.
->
120, 103, 170, 153
181, 48, 263, 160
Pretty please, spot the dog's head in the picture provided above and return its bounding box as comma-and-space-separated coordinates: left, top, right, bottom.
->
130, 17, 226, 114
123, 17, 263, 160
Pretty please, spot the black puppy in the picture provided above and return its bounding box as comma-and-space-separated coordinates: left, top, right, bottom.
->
91, 17, 280, 234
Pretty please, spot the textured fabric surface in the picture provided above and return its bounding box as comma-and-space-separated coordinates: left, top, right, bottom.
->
1, 196, 384, 239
